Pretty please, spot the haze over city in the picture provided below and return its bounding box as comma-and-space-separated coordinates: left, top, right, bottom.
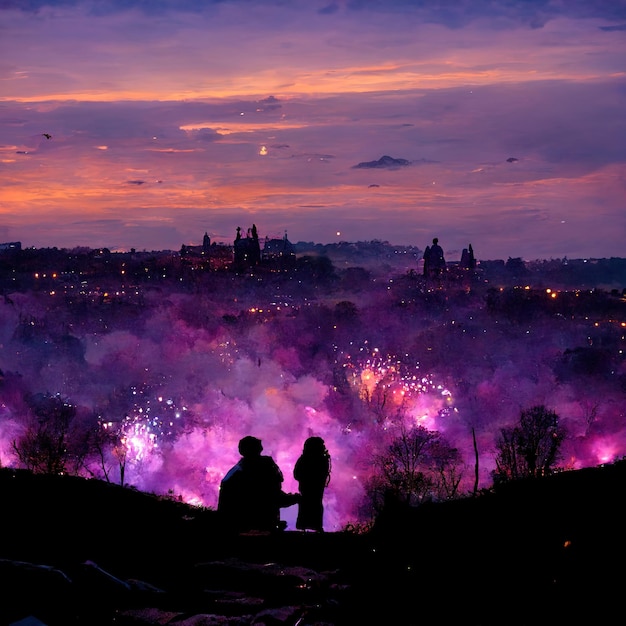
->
1, 239, 625, 530
2, 0, 625, 260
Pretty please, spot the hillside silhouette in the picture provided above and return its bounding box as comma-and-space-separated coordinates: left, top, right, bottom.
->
1, 461, 625, 625
1, 239, 626, 624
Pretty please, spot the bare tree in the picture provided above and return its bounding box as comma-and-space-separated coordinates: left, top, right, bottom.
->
472, 427, 480, 496
367, 424, 464, 512
87, 417, 129, 485
12, 393, 91, 475
113, 436, 129, 487
493, 404, 566, 483
581, 399, 600, 437
429, 437, 464, 500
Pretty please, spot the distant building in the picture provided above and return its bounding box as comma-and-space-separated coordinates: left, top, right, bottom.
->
181, 225, 295, 271
0, 241, 21, 252
179, 232, 235, 270
262, 231, 295, 262
180, 232, 211, 258
234, 224, 261, 267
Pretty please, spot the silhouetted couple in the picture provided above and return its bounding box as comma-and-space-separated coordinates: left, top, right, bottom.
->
218, 435, 330, 534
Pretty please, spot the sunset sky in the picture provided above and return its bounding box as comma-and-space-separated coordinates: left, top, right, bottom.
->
1, 0, 625, 261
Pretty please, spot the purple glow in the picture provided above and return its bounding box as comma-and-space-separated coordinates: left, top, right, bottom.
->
1, 255, 624, 530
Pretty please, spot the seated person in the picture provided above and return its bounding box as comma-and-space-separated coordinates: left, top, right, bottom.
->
218, 436, 298, 533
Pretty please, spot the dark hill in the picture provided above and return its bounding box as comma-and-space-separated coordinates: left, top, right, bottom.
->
1, 463, 625, 625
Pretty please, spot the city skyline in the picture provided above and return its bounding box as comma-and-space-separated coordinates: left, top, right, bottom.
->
1, 0, 625, 260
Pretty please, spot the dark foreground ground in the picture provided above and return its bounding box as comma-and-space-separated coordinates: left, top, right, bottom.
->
1, 462, 625, 626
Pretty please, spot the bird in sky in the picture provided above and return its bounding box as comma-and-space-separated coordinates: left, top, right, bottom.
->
42, 133, 52, 139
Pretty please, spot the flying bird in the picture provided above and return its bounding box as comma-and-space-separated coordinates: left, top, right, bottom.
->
42, 133, 52, 139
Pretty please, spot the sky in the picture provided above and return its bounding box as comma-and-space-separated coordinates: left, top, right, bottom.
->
1, 0, 625, 261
